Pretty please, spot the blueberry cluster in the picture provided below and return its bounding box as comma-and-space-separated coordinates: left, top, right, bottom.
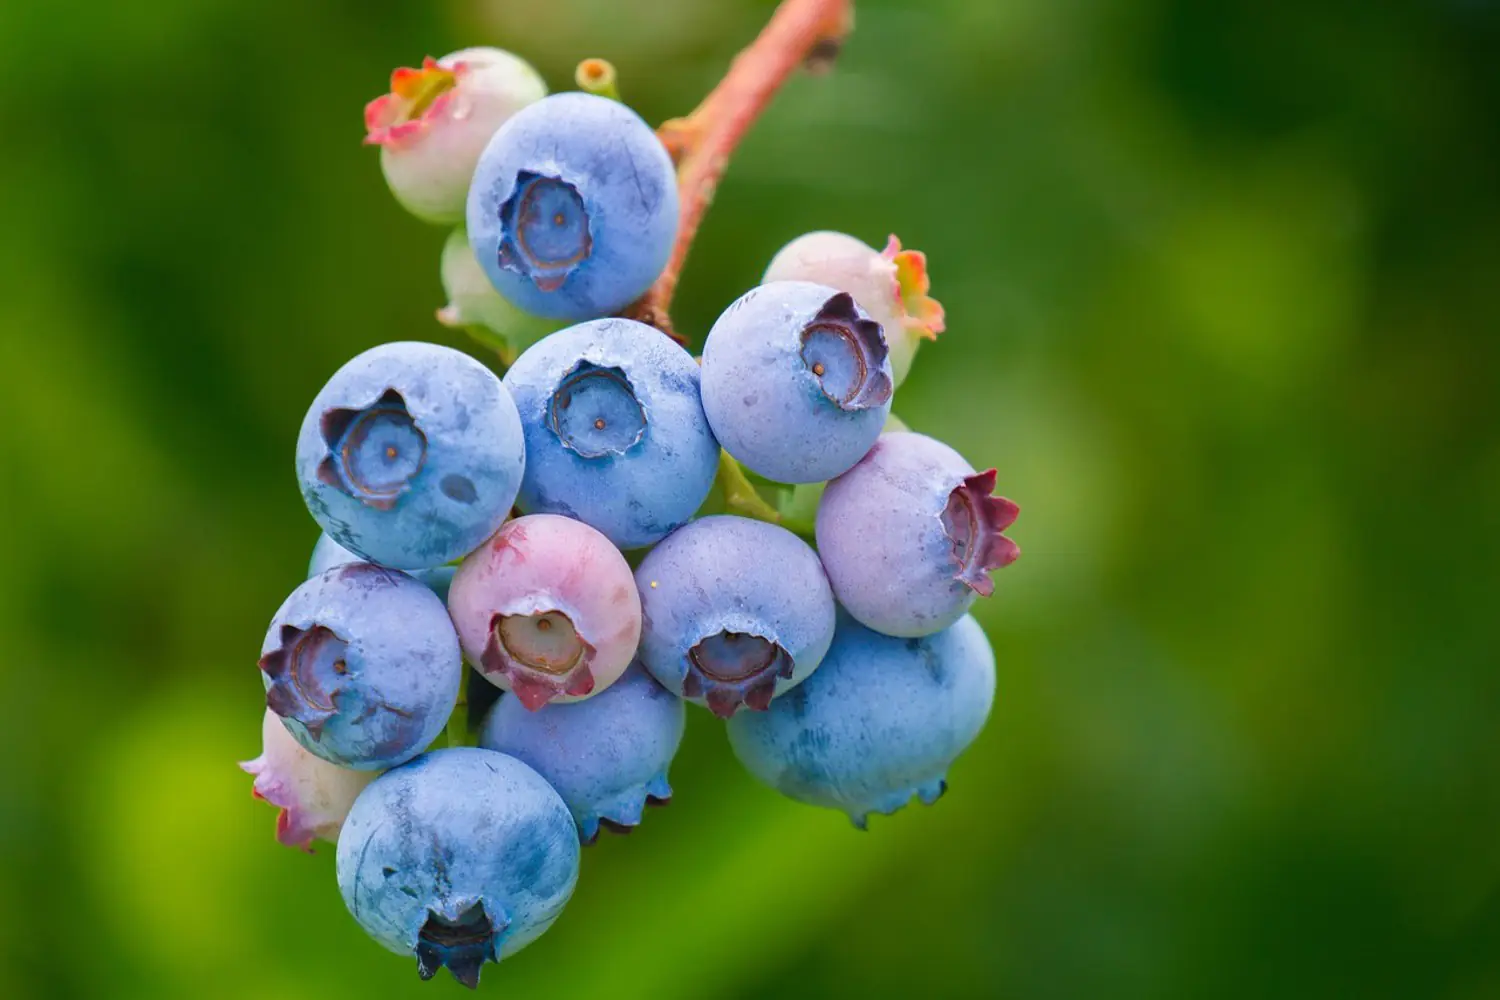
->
242, 45, 1021, 989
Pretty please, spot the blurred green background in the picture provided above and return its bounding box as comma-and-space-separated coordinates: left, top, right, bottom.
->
3, 0, 1499, 996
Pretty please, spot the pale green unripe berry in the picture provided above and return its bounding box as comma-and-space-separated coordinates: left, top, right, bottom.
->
437, 227, 559, 364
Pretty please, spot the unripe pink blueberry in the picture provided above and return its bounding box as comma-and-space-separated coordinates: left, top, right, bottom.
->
448, 514, 642, 710
763, 232, 944, 387
240, 708, 375, 851
365, 48, 547, 224
436, 227, 559, 362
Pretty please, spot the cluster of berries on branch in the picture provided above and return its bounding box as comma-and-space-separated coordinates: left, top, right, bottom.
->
242, 7, 1020, 987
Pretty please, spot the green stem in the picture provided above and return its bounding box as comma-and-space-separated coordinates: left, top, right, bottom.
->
717, 450, 782, 524
776, 481, 823, 539
445, 666, 472, 748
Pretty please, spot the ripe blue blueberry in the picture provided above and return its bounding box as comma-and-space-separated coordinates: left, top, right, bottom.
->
295, 342, 524, 570
762, 231, 944, 388
727, 612, 996, 828
479, 664, 684, 843
308, 531, 456, 602
336, 747, 579, 988
259, 563, 462, 769
467, 92, 679, 320
502, 318, 720, 548
700, 281, 893, 483
635, 515, 836, 718
816, 431, 1020, 637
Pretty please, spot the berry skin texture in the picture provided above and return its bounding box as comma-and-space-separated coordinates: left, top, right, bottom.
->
296, 341, 525, 571
727, 612, 995, 829
466, 92, 679, 320
436, 226, 560, 364
365, 47, 547, 224
308, 531, 456, 602
816, 432, 1020, 638
240, 708, 375, 851
336, 747, 579, 989
502, 318, 720, 549
700, 281, 893, 484
447, 514, 642, 711
259, 563, 462, 769
763, 231, 944, 388
635, 515, 836, 718
479, 664, 685, 843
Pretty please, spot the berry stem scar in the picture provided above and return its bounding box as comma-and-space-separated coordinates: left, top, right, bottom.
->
628, 0, 854, 336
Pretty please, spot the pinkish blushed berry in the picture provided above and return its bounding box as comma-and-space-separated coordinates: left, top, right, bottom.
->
447, 514, 642, 710
763, 231, 944, 387
365, 48, 547, 224
241, 708, 375, 851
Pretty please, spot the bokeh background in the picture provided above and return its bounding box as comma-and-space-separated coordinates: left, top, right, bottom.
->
3, 0, 1499, 996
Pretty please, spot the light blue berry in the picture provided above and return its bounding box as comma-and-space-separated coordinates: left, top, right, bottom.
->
295, 341, 524, 571
727, 612, 996, 828
635, 516, 835, 718
502, 318, 719, 549
480, 664, 684, 843
700, 281, 892, 484
336, 747, 579, 988
467, 93, 678, 320
259, 564, 461, 769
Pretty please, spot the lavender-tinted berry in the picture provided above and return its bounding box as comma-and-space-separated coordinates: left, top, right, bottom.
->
816, 432, 1020, 637
635, 516, 835, 718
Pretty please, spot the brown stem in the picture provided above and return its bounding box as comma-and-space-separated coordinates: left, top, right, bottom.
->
628, 0, 854, 338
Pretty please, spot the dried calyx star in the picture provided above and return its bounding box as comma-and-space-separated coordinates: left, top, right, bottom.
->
243, 0, 1023, 989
